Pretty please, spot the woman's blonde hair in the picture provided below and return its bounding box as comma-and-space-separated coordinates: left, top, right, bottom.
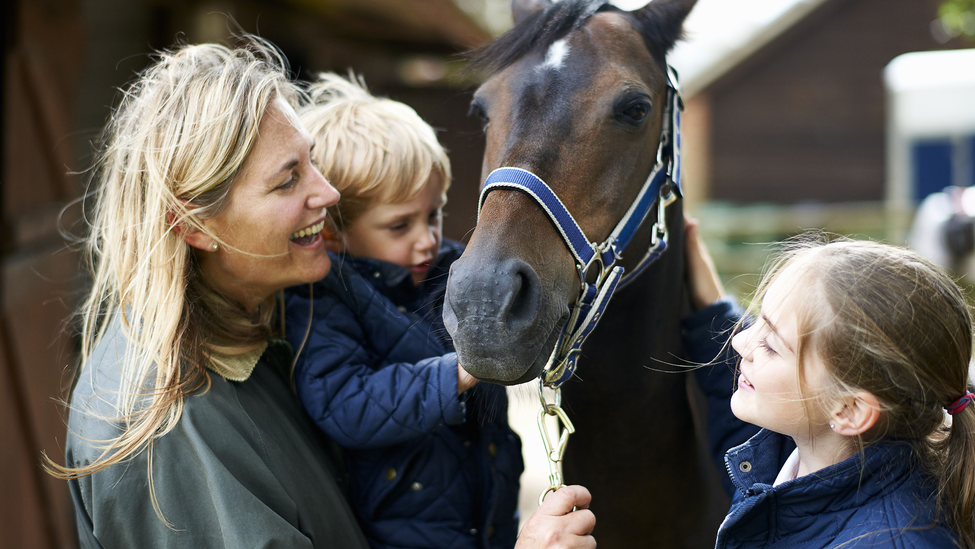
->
46, 38, 297, 518
299, 73, 451, 230
744, 235, 975, 547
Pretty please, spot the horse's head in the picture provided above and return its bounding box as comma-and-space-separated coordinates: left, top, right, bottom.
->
444, 0, 696, 384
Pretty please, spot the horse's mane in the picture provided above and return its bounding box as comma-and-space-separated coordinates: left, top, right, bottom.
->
467, 0, 615, 76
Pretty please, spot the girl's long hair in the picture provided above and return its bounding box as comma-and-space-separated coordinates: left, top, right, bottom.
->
45, 37, 296, 522
748, 236, 975, 548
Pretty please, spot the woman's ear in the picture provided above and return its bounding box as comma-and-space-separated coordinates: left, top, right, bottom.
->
180, 224, 219, 252
170, 202, 219, 252
830, 391, 881, 437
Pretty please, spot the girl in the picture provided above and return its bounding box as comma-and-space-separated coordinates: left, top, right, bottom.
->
685, 221, 975, 548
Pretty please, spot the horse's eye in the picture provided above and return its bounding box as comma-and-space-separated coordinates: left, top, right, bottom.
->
468, 102, 490, 129
621, 100, 650, 123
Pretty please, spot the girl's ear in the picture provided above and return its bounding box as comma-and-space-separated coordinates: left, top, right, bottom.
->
830, 391, 881, 437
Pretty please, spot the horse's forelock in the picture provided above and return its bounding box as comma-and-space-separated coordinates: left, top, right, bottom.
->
466, 0, 615, 76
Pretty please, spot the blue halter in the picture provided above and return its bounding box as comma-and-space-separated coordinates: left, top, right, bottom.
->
477, 66, 684, 388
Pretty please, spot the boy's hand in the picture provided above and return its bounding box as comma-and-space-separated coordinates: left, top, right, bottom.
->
685, 216, 725, 311
514, 486, 596, 549
457, 364, 478, 394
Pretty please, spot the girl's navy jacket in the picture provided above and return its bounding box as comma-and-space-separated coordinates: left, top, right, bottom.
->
284, 240, 523, 549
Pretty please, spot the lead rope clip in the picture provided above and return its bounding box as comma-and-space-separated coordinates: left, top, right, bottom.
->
537, 380, 576, 506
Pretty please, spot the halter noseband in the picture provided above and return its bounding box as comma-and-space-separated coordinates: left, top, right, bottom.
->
476, 66, 684, 389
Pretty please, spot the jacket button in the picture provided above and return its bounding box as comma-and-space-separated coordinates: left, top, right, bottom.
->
488, 526, 495, 538
411, 482, 423, 491
488, 442, 497, 456
463, 440, 472, 448
468, 528, 478, 536
397, 305, 407, 312
739, 461, 752, 473
385, 467, 397, 480
373, 272, 381, 279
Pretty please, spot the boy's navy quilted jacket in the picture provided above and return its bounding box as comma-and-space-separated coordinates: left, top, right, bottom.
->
284, 240, 523, 549
685, 300, 958, 548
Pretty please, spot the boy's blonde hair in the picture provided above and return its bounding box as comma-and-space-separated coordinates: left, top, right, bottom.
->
299, 73, 451, 230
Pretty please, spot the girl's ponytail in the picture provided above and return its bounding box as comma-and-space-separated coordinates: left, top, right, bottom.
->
940, 396, 975, 548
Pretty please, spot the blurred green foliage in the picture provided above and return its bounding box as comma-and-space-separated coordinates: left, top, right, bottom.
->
940, 0, 975, 40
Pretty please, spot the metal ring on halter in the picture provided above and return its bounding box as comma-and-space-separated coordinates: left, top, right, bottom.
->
597, 238, 622, 263
651, 186, 677, 247
538, 376, 562, 412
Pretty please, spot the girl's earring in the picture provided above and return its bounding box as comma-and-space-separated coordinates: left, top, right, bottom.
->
829, 423, 835, 430
211, 243, 218, 251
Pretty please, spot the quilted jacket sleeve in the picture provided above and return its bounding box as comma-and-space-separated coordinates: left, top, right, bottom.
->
682, 298, 761, 496
286, 274, 466, 451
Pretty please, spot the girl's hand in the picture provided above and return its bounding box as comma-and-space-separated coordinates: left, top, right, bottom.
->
515, 486, 596, 549
457, 364, 478, 394
685, 216, 726, 310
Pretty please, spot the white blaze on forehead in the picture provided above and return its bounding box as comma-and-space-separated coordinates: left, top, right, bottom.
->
539, 39, 570, 71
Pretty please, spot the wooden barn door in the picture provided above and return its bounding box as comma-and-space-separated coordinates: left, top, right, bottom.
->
2, 0, 83, 546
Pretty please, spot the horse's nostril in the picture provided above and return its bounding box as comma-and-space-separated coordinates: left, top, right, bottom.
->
502, 261, 540, 330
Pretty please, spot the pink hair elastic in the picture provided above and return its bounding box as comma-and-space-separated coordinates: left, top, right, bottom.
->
945, 391, 975, 415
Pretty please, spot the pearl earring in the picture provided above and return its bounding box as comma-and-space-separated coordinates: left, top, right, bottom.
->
211, 243, 218, 251
829, 423, 835, 430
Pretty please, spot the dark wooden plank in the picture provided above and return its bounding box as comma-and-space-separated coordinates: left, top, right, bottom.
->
705, 0, 971, 204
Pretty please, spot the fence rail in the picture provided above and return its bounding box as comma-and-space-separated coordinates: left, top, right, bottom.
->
689, 201, 915, 300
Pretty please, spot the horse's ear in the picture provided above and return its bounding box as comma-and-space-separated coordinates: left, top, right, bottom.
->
631, 0, 698, 55
512, 0, 551, 26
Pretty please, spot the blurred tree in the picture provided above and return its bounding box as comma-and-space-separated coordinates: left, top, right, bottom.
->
939, 0, 975, 40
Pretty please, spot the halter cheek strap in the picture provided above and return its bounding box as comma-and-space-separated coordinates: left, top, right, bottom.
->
946, 391, 974, 415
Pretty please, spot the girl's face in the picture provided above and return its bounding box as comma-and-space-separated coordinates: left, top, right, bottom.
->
198, 98, 339, 310
730, 267, 834, 443
344, 171, 445, 286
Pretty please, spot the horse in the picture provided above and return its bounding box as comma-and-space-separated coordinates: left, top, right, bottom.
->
443, 0, 731, 546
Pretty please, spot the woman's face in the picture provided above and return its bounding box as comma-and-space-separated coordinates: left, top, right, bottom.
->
198, 98, 338, 310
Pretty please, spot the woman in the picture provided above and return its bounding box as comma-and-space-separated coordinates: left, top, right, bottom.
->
51, 39, 367, 547
49, 37, 594, 549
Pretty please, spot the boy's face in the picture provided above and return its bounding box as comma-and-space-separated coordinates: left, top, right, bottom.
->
344, 172, 445, 285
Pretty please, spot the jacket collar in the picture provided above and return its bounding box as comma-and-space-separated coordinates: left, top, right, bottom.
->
726, 430, 917, 511
334, 239, 465, 292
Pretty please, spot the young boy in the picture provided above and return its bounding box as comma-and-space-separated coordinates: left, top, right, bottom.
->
285, 73, 523, 549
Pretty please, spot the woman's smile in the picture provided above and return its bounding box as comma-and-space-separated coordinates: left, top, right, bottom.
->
290, 218, 328, 246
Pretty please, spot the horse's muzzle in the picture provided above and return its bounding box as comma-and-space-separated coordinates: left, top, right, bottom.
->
443, 254, 566, 384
